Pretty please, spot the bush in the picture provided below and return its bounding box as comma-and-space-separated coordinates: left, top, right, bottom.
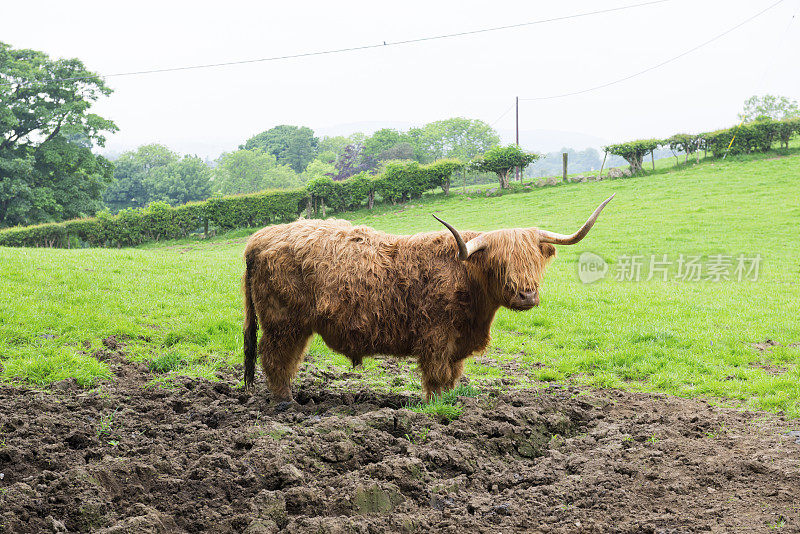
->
374, 160, 432, 203
604, 139, 661, 173
703, 117, 800, 157
204, 188, 307, 230
339, 172, 374, 209
470, 145, 539, 189
0, 189, 308, 248
665, 133, 702, 164
425, 159, 465, 194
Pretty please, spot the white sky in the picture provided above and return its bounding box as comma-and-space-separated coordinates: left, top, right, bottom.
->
2, 0, 798, 158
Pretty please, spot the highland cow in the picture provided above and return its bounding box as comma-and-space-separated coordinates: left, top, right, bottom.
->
242, 194, 614, 401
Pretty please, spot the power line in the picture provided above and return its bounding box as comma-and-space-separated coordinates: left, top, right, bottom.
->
520, 0, 785, 101
490, 103, 517, 127
1, 0, 671, 88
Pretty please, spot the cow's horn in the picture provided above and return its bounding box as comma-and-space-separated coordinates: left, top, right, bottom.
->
433, 215, 487, 260
537, 194, 615, 245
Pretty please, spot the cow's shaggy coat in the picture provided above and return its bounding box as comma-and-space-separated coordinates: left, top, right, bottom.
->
242, 220, 559, 400
243, 196, 612, 401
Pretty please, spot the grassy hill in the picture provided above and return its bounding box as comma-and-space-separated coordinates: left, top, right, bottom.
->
1, 151, 799, 415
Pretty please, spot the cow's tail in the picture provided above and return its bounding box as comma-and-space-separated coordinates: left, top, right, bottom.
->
242, 252, 258, 390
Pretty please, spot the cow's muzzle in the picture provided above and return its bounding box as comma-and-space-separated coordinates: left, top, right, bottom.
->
509, 289, 539, 310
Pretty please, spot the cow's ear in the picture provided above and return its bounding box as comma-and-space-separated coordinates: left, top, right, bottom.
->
539, 242, 557, 259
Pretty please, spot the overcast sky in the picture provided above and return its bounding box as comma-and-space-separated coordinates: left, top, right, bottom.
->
3, 0, 798, 157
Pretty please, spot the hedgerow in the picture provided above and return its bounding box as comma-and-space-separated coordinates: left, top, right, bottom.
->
0, 159, 464, 248
0, 189, 308, 248
606, 116, 800, 173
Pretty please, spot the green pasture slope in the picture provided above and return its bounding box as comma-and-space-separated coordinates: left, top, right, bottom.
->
1, 152, 799, 415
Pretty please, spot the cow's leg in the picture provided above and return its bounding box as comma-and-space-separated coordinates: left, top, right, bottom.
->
419, 357, 465, 401
258, 322, 312, 402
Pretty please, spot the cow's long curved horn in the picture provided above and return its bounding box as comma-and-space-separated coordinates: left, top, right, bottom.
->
433, 215, 487, 260
537, 193, 615, 245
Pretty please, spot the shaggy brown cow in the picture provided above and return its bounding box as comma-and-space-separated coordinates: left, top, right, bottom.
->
242, 194, 614, 401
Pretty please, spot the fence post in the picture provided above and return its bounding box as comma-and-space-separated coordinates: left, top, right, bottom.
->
204, 218, 209, 239
651, 151, 655, 171
598, 150, 607, 178
562, 152, 568, 183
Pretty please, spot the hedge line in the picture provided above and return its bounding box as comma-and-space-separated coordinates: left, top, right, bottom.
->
606, 117, 800, 171
0, 189, 308, 248
306, 159, 464, 216
0, 159, 464, 248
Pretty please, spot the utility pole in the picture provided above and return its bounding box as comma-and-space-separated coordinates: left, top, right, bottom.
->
515, 96, 520, 181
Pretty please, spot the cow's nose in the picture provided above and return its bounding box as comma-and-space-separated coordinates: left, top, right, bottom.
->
518, 290, 539, 307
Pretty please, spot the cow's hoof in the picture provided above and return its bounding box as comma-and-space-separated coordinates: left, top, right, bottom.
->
274, 400, 296, 413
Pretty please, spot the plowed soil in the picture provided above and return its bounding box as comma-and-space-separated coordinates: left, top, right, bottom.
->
1, 343, 799, 533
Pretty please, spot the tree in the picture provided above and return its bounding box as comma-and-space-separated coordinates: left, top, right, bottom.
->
314, 150, 337, 165
0, 42, 117, 227
665, 134, 701, 165
739, 95, 800, 123
409, 118, 500, 163
377, 142, 414, 162
241, 125, 319, 173
318, 135, 349, 156
143, 155, 212, 206
103, 144, 179, 211
425, 159, 464, 195
214, 149, 300, 195
334, 143, 377, 180
303, 158, 335, 183
1, 136, 113, 226
471, 145, 539, 189
604, 139, 661, 173
362, 128, 408, 160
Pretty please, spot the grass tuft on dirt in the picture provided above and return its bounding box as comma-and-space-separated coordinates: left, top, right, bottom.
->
406, 384, 480, 419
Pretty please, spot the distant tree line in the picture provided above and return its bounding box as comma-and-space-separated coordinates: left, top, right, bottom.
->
99, 117, 503, 214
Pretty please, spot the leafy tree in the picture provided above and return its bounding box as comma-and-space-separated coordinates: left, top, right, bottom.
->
363, 128, 408, 159
306, 176, 336, 216
303, 158, 335, 183
604, 139, 661, 173
143, 155, 212, 206
103, 144, 179, 211
409, 118, 500, 163
334, 143, 377, 180
314, 150, 337, 165
665, 134, 702, 165
377, 142, 414, 162
776, 118, 800, 149
1, 137, 113, 226
471, 145, 539, 189
739, 95, 800, 123
214, 149, 300, 195
425, 159, 464, 194
0, 41, 117, 227
318, 135, 349, 156
241, 125, 319, 173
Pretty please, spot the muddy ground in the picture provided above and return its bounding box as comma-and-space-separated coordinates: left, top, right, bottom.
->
1, 343, 800, 533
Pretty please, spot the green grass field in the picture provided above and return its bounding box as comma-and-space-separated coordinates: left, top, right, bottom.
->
2, 150, 799, 415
